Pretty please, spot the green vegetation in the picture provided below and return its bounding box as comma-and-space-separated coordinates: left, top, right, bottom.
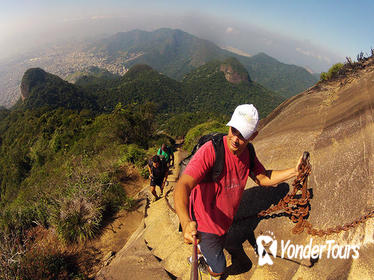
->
20, 68, 98, 111
239, 52, 317, 98
67, 66, 120, 84
161, 111, 226, 138
320, 63, 344, 81
0, 230, 85, 280
0, 106, 9, 121
183, 121, 227, 152
182, 59, 284, 119
0, 103, 154, 233
0, 102, 156, 278
73, 58, 284, 137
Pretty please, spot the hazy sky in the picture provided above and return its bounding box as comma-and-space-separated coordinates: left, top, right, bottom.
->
1, 0, 373, 72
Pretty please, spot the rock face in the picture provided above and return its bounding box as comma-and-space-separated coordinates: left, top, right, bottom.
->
219, 64, 249, 84
254, 58, 374, 231
20, 68, 47, 101
245, 57, 374, 279
219, 57, 251, 84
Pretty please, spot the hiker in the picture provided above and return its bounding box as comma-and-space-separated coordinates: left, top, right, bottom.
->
174, 104, 303, 279
148, 155, 169, 201
157, 143, 174, 167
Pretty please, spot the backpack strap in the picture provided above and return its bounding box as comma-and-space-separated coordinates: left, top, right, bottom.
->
211, 138, 256, 181
210, 134, 226, 182
247, 142, 256, 179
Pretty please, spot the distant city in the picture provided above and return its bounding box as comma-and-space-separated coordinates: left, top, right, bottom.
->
0, 42, 128, 108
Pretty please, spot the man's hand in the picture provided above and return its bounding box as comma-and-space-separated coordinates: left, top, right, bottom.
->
295, 154, 304, 174
182, 220, 199, 244
255, 153, 306, 186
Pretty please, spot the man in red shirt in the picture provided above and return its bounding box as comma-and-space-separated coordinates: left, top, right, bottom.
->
174, 104, 302, 279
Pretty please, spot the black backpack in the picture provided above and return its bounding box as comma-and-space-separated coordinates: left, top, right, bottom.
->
178, 132, 256, 182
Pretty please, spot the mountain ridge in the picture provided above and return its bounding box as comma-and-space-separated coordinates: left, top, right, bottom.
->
21, 58, 284, 119
0, 28, 317, 108
91, 28, 318, 97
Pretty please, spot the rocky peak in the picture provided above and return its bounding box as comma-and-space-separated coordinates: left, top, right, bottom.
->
219, 57, 251, 84
20, 68, 47, 101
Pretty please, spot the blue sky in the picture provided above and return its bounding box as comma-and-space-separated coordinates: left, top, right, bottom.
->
1, 0, 373, 71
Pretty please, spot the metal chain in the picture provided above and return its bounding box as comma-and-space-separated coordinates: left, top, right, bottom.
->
258, 152, 374, 236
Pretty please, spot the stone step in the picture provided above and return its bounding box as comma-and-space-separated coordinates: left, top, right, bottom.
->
96, 221, 173, 280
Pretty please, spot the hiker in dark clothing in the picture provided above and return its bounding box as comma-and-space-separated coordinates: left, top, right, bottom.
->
157, 143, 174, 167
148, 155, 169, 201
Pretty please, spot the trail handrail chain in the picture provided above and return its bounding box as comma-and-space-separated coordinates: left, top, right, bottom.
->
258, 151, 374, 236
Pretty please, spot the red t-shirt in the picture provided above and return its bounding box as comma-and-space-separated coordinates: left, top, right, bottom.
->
184, 136, 265, 236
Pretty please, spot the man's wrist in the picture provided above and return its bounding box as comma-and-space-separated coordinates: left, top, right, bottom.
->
293, 167, 299, 177
181, 219, 192, 231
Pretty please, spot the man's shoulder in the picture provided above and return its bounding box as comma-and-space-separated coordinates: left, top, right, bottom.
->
198, 139, 215, 153
189, 140, 216, 166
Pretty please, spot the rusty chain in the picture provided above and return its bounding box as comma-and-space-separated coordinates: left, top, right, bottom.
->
258, 151, 374, 236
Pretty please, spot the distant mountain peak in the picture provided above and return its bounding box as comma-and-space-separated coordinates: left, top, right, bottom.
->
122, 64, 159, 80
219, 57, 251, 84
20, 68, 47, 101
19, 68, 97, 111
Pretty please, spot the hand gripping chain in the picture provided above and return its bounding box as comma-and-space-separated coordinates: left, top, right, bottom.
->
258, 152, 374, 236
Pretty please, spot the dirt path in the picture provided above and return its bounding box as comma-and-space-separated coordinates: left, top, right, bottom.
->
73, 165, 148, 277
81, 147, 186, 278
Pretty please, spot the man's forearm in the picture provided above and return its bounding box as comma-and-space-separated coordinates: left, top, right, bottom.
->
174, 184, 191, 229
258, 168, 298, 186
174, 174, 199, 244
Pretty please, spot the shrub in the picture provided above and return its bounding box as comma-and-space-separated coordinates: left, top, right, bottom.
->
0, 230, 84, 280
327, 63, 344, 78
49, 174, 105, 243
20, 248, 72, 280
320, 72, 329, 81
51, 193, 103, 243
49, 163, 131, 243
101, 183, 127, 213
140, 166, 150, 179
183, 120, 227, 152
0, 231, 26, 280
119, 144, 147, 168
0, 200, 48, 233
320, 63, 344, 81
161, 112, 218, 138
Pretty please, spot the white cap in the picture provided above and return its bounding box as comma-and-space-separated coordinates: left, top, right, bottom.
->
226, 104, 259, 140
